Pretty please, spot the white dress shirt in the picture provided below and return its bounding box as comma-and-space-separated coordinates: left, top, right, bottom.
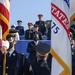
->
34, 41, 39, 45
6, 50, 15, 57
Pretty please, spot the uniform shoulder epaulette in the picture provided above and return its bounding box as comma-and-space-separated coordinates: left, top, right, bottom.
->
17, 52, 26, 57
29, 65, 32, 71
21, 53, 26, 56
72, 52, 75, 55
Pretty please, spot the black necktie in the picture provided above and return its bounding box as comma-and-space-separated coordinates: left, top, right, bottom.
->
7, 52, 10, 57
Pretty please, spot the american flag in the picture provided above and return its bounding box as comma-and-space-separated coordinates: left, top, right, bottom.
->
0, 0, 10, 39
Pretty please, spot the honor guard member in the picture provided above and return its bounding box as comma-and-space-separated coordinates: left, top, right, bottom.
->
25, 22, 34, 40
16, 20, 24, 36
0, 40, 9, 75
32, 43, 51, 75
0, 29, 34, 75
35, 14, 46, 36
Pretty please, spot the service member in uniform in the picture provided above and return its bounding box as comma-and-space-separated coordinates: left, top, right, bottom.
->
32, 42, 51, 75
16, 20, 25, 36
11, 25, 20, 40
25, 22, 34, 40
33, 25, 43, 40
46, 26, 51, 40
27, 33, 42, 65
0, 29, 34, 75
35, 14, 46, 36
70, 18, 75, 33
0, 40, 9, 75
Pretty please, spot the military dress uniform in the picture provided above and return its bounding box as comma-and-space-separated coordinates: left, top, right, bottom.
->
72, 53, 75, 75
47, 53, 52, 70
25, 22, 34, 40
35, 14, 46, 36
35, 21, 46, 36
32, 43, 51, 75
0, 50, 34, 75
47, 26, 51, 40
0, 29, 34, 75
16, 26, 24, 36
72, 43, 75, 75
33, 31, 43, 40
32, 60, 50, 75
27, 41, 42, 65
25, 29, 34, 40
16, 20, 24, 36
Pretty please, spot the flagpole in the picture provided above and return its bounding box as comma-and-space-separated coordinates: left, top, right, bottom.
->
3, 52, 6, 75
0, 25, 6, 75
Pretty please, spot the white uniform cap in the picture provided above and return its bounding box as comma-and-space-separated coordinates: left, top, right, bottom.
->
2, 40, 9, 49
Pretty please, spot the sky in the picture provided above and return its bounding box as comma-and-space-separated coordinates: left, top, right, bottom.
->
10, 0, 51, 30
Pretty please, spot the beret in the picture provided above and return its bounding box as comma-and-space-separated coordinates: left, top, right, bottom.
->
38, 14, 43, 17
28, 22, 33, 26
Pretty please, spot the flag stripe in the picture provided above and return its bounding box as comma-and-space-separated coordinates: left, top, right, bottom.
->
0, 19, 9, 33
0, 3, 9, 20
50, 47, 71, 75
0, 20, 8, 34
0, 0, 10, 11
70, 13, 75, 22
59, 70, 66, 75
51, 3, 69, 35
0, 0, 10, 39
0, 14, 9, 39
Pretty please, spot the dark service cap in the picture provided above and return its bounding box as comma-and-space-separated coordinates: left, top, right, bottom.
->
6, 29, 18, 41
11, 25, 16, 28
34, 24, 38, 28
17, 20, 22, 22
35, 43, 50, 56
9, 29, 18, 33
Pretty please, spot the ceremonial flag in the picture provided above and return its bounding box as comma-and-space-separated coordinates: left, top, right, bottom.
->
70, 0, 75, 21
0, 0, 10, 39
50, 0, 71, 75
0, 1, 10, 75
